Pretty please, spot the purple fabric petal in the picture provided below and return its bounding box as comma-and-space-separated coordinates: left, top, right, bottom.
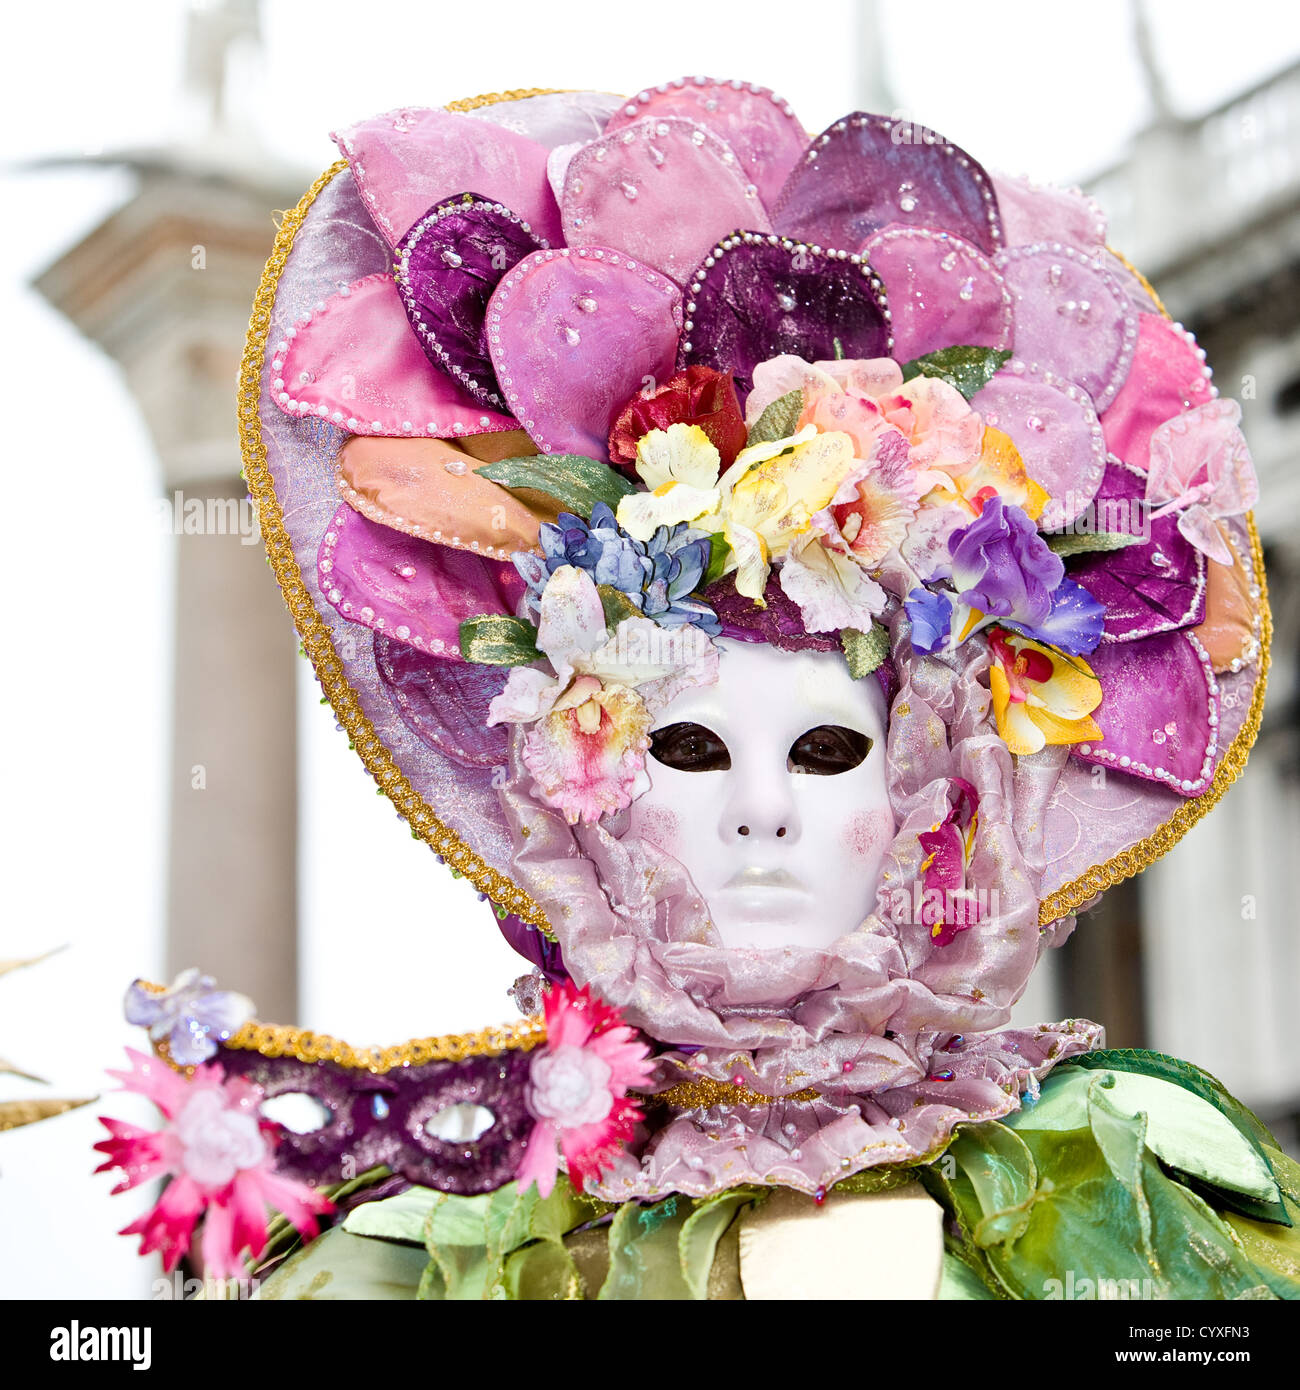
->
995, 245, 1138, 412
971, 362, 1108, 531
603, 78, 807, 211
487, 246, 683, 457
950, 498, 1063, 624
395, 195, 549, 410
1068, 461, 1207, 642
1005, 576, 1106, 656
331, 107, 560, 248
562, 117, 770, 284
773, 113, 1003, 254
680, 232, 892, 397
123, 980, 165, 1029
904, 587, 954, 654
704, 572, 841, 652
374, 633, 510, 769
318, 504, 526, 658
862, 227, 1013, 362
1071, 630, 1220, 797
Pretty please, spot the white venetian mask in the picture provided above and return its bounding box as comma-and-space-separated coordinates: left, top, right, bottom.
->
625, 638, 893, 950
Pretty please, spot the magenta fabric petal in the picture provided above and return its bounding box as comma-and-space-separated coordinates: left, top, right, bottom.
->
1068, 461, 1206, 642
773, 113, 1003, 255
487, 246, 683, 457
603, 77, 806, 210
562, 117, 770, 284
1101, 314, 1216, 471
996, 245, 1138, 411
972, 362, 1107, 530
273, 275, 517, 439
317, 503, 526, 657
680, 232, 892, 396
374, 634, 510, 768
991, 173, 1106, 251
332, 107, 561, 248
1071, 630, 1219, 797
395, 195, 550, 411
862, 226, 1012, 362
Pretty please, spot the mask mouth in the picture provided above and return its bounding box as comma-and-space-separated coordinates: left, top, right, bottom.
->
722, 867, 809, 893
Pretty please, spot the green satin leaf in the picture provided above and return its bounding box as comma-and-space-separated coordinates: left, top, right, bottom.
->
1222, 1147, 1300, 1300
254, 1226, 427, 1301
504, 1238, 586, 1300
1013, 1065, 1281, 1208
485, 1184, 539, 1269
703, 532, 731, 587
342, 1185, 443, 1245
423, 1190, 497, 1301
529, 1175, 602, 1246
1044, 530, 1146, 558
423, 1192, 493, 1249
899, 346, 1011, 400
746, 389, 804, 446
841, 623, 890, 679
475, 454, 635, 520
938, 1250, 1000, 1300
678, 1191, 754, 1300
597, 584, 642, 629
947, 1123, 1039, 1249
458, 614, 541, 665
598, 1195, 694, 1300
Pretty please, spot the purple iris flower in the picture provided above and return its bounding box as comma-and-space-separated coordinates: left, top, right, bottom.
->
948, 498, 1104, 655
904, 587, 955, 655
124, 969, 254, 1067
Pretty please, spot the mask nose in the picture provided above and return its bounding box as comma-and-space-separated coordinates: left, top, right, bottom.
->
719, 756, 800, 847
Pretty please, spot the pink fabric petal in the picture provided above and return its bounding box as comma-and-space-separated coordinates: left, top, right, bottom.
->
1146, 399, 1258, 527
774, 113, 1003, 254
1178, 506, 1234, 566
515, 1120, 560, 1197
488, 247, 682, 457
535, 565, 608, 667
562, 117, 770, 284
1101, 315, 1216, 471
990, 173, 1107, 251
862, 227, 1013, 362
971, 361, 1108, 530
603, 77, 806, 210
318, 503, 526, 658
1071, 630, 1220, 797
331, 107, 561, 248
995, 244, 1138, 411
273, 275, 518, 439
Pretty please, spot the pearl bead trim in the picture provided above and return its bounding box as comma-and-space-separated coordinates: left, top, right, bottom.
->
613, 75, 802, 128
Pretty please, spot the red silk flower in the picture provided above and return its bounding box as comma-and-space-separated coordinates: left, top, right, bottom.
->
608, 365, 748, 471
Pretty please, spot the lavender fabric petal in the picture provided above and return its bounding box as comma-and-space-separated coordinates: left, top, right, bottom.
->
274, 275, 518, 439
216, 1047, 535, 1196
1101, 314, 1216, 472
466, 90, 622, 148
996, 245, 1138, 412
680, 233, 892, 397
991, 173, 1107, 251
395, 196, 549, 410
318, 503, 526, 658
773, 113, 1003, 254
972, 362, 1107, 531
487, 246, 683, 457
1069, 461, 1207, 642
374, 633, 510, 769
562, 117, 770, 284
950, 497, 1063, 624
1071, 631, 1220, 797
603, 78, 807, 211
331, 107, 560, 248
862, 227, 1013, 362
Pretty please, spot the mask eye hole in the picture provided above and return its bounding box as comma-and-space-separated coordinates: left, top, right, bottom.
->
649, 721, 731, 772
788, 724, 872, 775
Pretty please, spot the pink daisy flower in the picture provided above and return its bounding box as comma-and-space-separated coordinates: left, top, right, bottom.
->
94, 1049, 333, 1280
517, 983, 655, 1197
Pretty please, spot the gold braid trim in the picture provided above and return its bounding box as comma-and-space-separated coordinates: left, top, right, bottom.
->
649, 1079, 822, 1110
239, 99, 1270, 941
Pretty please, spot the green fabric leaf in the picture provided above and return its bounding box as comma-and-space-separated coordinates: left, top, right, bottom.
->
529, 1175, 601, 1245
947, 1123, 1039, 1249
746, 389, 804, 446
458, 614, 541, 665
938, 1250, 1000, 1300
475, 454, 635, 519
598, 584, 642, 629
598, 1196, 694, 1300
841, 623, 890, 679
484, 1183, 539, 1288
702, 532, 731, 587
899, 346, 1011, 400
254, 1226, 427, 1301
1222, 1146, 1300, 1299
678, 1190, 754, 1300
342, 1186, 443, 1245
1044, 530, 1147, 558
504, 1238, 586, 1300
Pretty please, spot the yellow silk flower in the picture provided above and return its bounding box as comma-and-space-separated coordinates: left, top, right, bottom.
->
987, 628, 1103, 756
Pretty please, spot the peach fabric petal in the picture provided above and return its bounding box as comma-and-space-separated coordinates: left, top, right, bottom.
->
1193, 523, 1258, 673
273, 275, 518, 439
336, 434, 558, 560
